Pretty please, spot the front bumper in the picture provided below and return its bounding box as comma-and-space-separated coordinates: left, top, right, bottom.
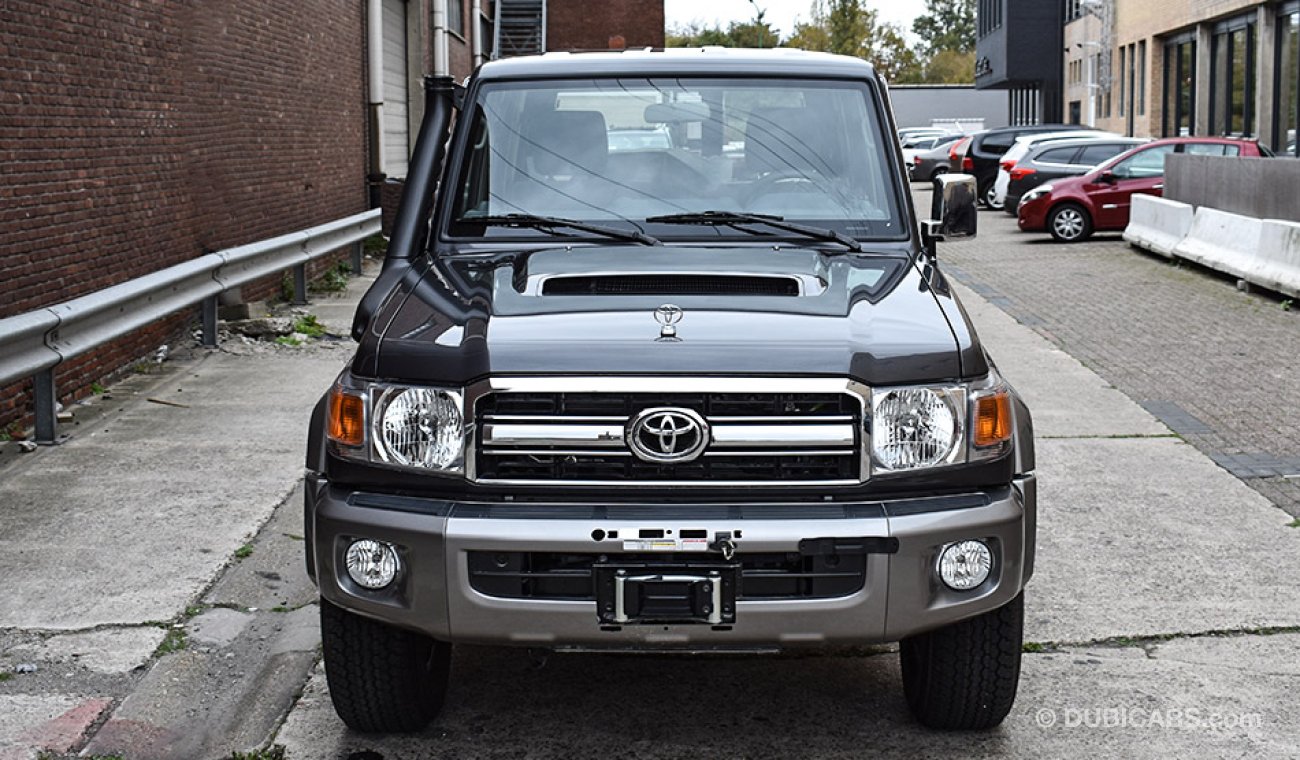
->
1017, 196, 1050, 231
307, 476, 1036, 649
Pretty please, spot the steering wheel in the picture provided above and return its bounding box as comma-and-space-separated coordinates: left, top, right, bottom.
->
745, 170, 824, 204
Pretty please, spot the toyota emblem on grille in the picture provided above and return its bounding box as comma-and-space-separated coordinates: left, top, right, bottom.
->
626, 407, 710, 463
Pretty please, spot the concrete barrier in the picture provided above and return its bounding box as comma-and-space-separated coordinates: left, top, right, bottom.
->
1171, 207, 1265, 280
1249, 220, 1300, 299
1123, 195, 1194, 258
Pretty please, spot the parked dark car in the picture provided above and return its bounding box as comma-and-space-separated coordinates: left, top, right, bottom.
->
911, 133, 976, 182
305, 49, 1037, 735
968, 124, 1087, 207
903, 133, 963, 178
1017, 136, 1269, 242
1002, 137, 1147, 212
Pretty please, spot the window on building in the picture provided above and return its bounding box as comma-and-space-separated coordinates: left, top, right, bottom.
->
1278, 7, 1300, 156
1210, 16, 1257, 136
1119, 47, 1127, 117
1138, 41, 1147, 116
447, 0, 464, 37
1163, 36, 1196, 137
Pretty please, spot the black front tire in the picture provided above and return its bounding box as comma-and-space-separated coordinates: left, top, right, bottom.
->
320, 597, 451, 733
900, 593, 1024, 730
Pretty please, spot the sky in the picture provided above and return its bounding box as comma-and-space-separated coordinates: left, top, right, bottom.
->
663, 0, 930, 41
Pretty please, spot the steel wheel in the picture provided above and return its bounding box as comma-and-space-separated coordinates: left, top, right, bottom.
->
1048, 204, 1091, 243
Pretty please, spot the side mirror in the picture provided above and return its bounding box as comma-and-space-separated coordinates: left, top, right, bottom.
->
928, 173, 978, 242
1097, 170, 1116, 184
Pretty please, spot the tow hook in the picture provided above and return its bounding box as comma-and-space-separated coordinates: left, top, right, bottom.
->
710, 531, 737, 560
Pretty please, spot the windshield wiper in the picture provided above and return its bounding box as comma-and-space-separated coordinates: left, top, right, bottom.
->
644, 211, 864, 253
468, 214, 661, 246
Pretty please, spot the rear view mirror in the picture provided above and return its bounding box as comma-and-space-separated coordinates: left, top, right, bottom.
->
929, 173, 978, 241
644, 102, 710, 124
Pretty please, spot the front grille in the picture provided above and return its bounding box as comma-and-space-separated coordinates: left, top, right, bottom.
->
468, 551, 867, 601
473, 389, 864, 485
541, 274, 801, 297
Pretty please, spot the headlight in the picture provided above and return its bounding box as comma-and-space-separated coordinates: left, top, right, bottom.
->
1020, 184, 1053, 205
870, 374, 1015, 473
871, 387, 965, 471
326, 377, 468, 475
373, 387, 465, 471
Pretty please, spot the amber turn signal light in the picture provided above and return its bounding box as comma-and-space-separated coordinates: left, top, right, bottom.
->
328, 387, 366, 447
974, 391, 1012, 448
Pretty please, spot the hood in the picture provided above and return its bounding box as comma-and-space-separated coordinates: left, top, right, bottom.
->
353, 246, 985, 386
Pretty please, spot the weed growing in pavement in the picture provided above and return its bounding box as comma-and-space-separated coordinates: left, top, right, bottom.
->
1282, 299, 1294, 312
363, 232, 387, 257
155, 627, 188, 655
234, 543, 254, 559
292, 314, 326, 338
280, 272, 296, 302
90, 382, 106, 394
230, 745, 286, 760
316, 261, 352, 293
1022, 642, 1047, 653
274, 335, 303, 347
0, 671, 12, 682
1287, 518, 1300, 528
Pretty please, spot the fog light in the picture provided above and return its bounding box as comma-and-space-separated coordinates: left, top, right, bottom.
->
345, 539, 400, 589
938, 540, 992, 591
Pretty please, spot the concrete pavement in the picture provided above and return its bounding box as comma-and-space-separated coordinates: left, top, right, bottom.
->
0, 268, 374, 760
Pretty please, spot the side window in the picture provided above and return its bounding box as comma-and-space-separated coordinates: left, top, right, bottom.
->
1037, 147, 1079, 164
1184, 143, 1228, 156
1078, 144, 1127, 165
981, 135, 1016, 154
1111, 145, 1176, 178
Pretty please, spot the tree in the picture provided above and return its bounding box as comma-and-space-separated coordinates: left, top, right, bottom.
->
922, 49, 976, 83
665, 20, 778, 49
912, 0, 977, 56
786, 0, 922, 83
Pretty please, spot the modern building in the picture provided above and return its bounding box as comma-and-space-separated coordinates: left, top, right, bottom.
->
974, 0, 1067, 125
1062, 0, 1297, 155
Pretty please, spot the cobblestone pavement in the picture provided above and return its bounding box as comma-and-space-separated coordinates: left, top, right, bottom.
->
929, 189, 1300, 518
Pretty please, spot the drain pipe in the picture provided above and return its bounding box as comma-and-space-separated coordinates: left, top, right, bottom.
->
365, 0, 385, 209
433, 0, 450, 77
471, 0, 484, 67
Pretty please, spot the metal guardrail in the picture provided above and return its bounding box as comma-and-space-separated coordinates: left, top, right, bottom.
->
0, 208, 381, 444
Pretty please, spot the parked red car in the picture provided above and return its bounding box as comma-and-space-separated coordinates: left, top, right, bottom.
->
1016, 136, 1269, 242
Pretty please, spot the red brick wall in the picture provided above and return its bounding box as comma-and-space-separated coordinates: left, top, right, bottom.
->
0, 0, 368, 431
546, 0, 664, 52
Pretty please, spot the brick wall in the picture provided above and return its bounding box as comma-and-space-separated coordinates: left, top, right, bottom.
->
0, 0, 368, 431
547, 0, 664, 52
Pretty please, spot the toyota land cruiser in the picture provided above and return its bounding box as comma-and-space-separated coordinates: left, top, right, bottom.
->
305, 49, 1036, 734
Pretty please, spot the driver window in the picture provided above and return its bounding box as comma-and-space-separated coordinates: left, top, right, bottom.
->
1111, 145, 1176, 179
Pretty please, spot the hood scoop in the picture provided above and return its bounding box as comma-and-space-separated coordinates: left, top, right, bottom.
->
541, 273, 802, 297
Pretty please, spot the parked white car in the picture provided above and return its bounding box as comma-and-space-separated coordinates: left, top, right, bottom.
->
989, 130, 1119, 209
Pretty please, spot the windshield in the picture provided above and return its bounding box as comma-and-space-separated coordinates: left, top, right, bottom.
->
448, 77, 905, 242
